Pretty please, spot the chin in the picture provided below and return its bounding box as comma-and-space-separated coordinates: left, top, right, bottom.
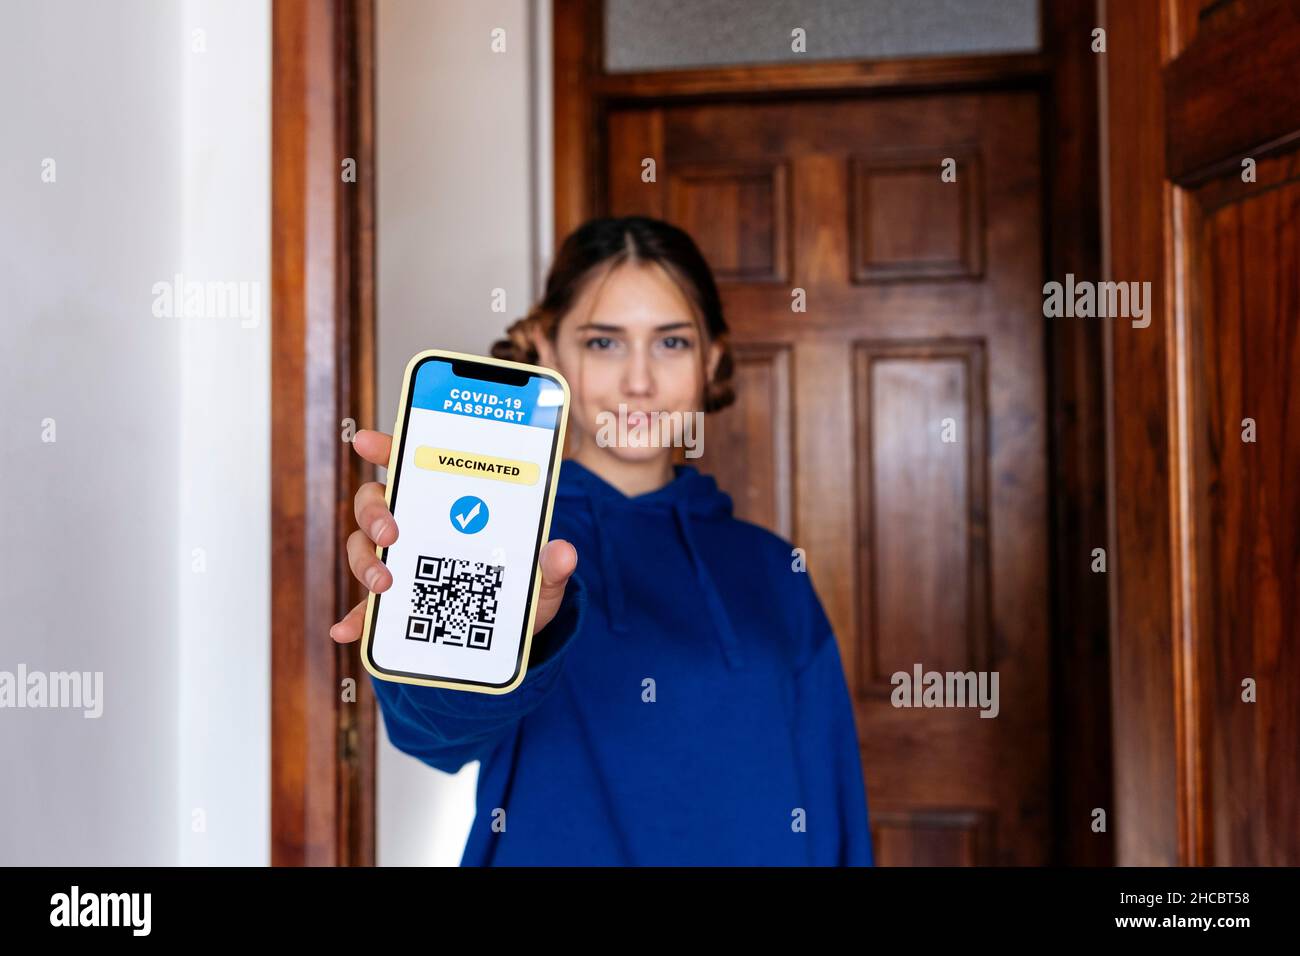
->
574, 424, 675, 465
605, 443, 674, 465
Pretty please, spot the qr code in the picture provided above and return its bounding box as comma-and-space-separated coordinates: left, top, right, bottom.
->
405, 555, 503, 651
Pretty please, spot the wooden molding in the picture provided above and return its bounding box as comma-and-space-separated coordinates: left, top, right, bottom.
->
271, 0, 376, 867
1041, 0, 1113, 868
594, 54, 1049, 100
1105, 0, 1195, 867
553, 0, 604, 242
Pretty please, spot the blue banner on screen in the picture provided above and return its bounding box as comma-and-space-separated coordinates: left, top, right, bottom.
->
411, 359, 561, 430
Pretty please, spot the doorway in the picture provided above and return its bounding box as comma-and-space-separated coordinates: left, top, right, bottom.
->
554, 0, 1111, 865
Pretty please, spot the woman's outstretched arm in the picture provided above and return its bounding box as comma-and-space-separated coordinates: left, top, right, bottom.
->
369, 571, 588, 774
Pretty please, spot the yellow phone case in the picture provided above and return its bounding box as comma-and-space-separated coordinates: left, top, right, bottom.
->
358, 348, 571, 694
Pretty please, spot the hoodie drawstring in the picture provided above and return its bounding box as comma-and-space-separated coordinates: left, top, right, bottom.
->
671, 499, 745, 670
569, 462, 744, 669
584, 495, 629, 633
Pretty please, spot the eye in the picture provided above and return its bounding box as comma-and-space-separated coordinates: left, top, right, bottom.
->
661, 335, 694, 350
583, 336, 617, 350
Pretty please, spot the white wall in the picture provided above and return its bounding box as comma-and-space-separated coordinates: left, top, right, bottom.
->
376, 0, 553, 866
176, 0, 271, 866
0, 0, 269, 865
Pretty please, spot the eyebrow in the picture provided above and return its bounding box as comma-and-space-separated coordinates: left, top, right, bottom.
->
575, 322, 695, 333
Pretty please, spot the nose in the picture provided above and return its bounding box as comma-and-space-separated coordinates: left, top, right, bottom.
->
621, 341, 654, 397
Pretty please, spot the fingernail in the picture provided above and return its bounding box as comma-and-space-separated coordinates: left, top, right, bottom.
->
365, 565, 385, 592
370, 517, 389, 542
329, 623, 340, 639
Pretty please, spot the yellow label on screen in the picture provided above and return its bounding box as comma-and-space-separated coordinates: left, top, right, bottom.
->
414, 446, 540, 485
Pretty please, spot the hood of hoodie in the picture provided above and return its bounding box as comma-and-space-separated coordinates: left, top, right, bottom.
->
554, 460, 745, 669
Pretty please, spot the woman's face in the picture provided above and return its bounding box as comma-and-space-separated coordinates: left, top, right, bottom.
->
536, 261, 721, 465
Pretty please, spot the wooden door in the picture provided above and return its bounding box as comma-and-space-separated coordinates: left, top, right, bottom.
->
1108, 0, 1300, 865
606, 91, 1050, 865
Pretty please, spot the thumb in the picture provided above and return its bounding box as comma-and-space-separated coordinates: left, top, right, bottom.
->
531, 538, 577, 636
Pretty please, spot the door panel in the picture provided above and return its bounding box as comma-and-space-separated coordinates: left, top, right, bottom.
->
1196, 173, 1300, 864
607, 91, 1049, 865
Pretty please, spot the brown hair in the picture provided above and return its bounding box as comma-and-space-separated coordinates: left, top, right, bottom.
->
490, 216, 735, 413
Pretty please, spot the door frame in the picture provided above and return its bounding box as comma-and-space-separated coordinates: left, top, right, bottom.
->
554, 0, 1112, 865
270, 0, 377, 866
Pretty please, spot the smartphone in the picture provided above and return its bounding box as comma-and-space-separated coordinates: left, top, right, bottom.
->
359, 349, 570, 694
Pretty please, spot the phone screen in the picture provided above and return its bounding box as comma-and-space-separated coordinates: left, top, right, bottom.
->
363, 353, 568, 691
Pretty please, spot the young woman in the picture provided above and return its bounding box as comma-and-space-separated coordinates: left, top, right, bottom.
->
330, 216, 874, 866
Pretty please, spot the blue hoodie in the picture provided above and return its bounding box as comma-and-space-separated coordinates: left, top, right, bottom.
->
369, 458, 874, 866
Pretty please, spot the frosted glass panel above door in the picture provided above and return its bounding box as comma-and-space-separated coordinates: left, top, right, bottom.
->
604, 0, 1040, 72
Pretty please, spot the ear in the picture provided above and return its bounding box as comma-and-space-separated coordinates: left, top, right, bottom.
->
705, 338, 723, 382
532, 327, 558, 369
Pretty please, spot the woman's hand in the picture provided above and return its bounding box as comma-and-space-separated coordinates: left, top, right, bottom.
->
328, 429, 578, 644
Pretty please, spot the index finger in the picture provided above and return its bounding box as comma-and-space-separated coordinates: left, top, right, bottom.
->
353, 429, 393, 468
